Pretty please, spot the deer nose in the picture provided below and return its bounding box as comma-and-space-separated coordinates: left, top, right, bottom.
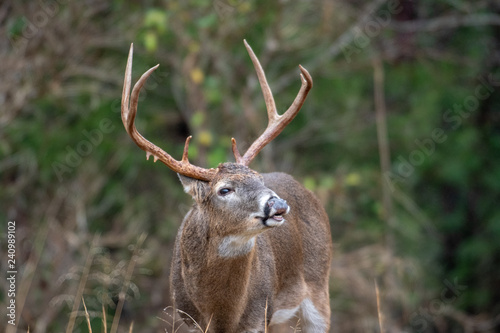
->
266, 197, 289, 216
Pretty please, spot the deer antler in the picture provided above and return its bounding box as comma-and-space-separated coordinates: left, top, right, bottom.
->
122, 43, 216, 181
232, 40, 313, 166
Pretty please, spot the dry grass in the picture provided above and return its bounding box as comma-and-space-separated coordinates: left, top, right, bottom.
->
159, 303, 307, 333
56, 234, 145, 333
330, 244, 420, 332
110, 233, 147, 333
159, 307, 213, 333
66, 235, 100, 333
10, 238, 412, 333
375, 279, 383, 333
82, 297, 92, 332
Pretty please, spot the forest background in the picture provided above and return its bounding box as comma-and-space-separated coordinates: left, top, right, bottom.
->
1, 0, 500, 332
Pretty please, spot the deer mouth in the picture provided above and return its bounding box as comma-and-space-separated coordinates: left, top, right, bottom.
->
261, 214, 285, 227
270, 214, 284, 222
263, 214, 284, 226
262, 196, 289, 227
254, 213, 285, 227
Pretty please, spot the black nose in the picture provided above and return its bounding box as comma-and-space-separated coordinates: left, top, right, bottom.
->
266, 197, 289, 216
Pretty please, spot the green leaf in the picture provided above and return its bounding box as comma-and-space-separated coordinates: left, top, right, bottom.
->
144, 8, 168, 33
143, 31, 158, 53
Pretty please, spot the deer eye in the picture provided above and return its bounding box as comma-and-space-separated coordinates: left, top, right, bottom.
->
218, 188, 233, 196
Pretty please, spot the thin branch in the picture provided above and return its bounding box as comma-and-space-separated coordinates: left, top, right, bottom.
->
275, 9, 500, 94
373, 56, 401, 332
373, 57, 394, 232
274, 0, 388, 93
62, 65, 124, 85
326, 0, 389, 59
389, 13, 500, 32
102, 304, 108, 333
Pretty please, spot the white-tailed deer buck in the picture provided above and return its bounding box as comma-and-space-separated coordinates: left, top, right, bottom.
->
122, 41, 332, 332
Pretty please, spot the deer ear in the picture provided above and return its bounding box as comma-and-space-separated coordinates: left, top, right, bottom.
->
178, 174, 210, 202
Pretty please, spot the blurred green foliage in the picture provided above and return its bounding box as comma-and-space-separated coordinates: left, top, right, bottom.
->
1, 0, 500, 332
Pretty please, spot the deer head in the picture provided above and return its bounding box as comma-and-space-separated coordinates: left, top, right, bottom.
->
121, 41, 331, 332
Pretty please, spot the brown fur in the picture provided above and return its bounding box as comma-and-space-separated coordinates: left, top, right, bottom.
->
170, 163, 332, 332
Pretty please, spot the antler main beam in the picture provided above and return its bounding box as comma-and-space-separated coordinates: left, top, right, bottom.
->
122, 41, 312, 177
121, 43, 216, 181
232, 40, 313, 166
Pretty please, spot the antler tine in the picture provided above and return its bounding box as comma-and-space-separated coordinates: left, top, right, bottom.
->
243, 40, 278, 122
233, 40, 313, 166
121, 43, 216, 181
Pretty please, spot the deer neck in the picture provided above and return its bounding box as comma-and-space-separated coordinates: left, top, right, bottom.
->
218, 234, 256, 258
181, 213, 259, 281
184, 225, 258, 324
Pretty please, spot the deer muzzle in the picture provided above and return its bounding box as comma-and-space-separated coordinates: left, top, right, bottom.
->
263, 196, 289, 227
